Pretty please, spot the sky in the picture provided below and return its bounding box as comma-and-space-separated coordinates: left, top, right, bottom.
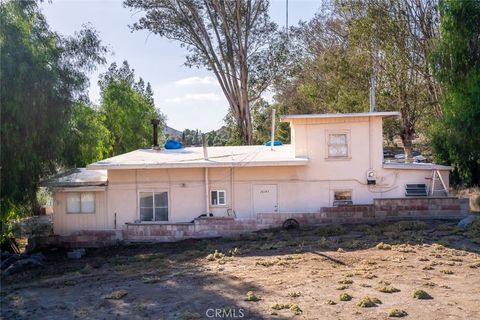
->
41, 0, 322, 132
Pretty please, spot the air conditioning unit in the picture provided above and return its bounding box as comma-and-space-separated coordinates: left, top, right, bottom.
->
366, 170, 376, 185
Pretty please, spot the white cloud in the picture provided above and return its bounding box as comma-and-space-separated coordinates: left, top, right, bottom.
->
174, 76, 218, 86
163, 92, 223, 103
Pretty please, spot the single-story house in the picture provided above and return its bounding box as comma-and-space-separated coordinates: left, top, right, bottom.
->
47, 112, 468, 245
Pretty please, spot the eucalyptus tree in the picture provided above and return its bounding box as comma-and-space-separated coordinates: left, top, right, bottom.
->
124, 0, 287, 144
99, 61, 162, 156
430, 0, 480, 185
0, 0, 106, 219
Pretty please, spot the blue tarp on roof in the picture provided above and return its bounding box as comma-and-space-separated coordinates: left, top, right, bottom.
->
264, 140, 283, 146
164, 140, 184, 149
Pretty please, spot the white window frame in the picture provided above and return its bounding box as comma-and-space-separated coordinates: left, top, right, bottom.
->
138, 191, 169, 222
210, 190, 226, 206
66, 192, 96, 214
326, 130, 351, 159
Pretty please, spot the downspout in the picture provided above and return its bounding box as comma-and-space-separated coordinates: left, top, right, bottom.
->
205, 168, 209, 215
230, 167, 235, 214
203, 134, 210, 216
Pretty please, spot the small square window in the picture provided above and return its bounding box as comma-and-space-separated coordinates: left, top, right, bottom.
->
211, 190, 226, 206
333, 190, 353, 206
328, 133, 349, 157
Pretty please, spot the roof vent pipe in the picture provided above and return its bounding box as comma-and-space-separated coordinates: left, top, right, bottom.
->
150, 118, 160, 150
202, 134, 209, 160
270, 108, 276, 150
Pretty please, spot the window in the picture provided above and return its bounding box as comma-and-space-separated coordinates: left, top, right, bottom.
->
211, 190, 226, 206
139, 192, 168, 222
66, 192, 95, 213
333, 190, 353, 206
328, 133, 349, 157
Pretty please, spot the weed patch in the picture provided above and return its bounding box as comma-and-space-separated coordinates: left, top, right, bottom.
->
378, 286, 400, 293
339, 293, 352, 301
412, 289, 432, 299
357, 296, 382, 307
244, 291, 260, 302
104, 290, 128, 300
388, 309, 408, 317
376, 242, 392, 250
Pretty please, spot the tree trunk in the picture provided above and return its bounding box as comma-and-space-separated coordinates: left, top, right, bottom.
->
400, 131, 414, 160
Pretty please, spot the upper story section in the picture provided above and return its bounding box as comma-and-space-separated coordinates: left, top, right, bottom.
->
281, 112, 400, 174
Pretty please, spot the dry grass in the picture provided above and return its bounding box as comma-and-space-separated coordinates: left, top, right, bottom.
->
103, 290, 128, 300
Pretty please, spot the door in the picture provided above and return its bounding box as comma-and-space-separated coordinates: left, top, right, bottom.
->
253, 185, 278, 213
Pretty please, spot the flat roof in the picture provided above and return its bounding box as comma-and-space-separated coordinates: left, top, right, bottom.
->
281, 111, 400, 121
87, 144, 308, 170
383, 162, 451, 171
43, 168, 108, 187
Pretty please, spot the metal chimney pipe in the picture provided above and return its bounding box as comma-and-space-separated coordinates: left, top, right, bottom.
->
150, 118, 160, 149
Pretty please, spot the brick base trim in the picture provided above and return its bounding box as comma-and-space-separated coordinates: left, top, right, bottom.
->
52, 197, 469, 247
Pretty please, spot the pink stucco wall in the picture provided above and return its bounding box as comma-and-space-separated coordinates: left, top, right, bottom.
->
53, 115, 452, 236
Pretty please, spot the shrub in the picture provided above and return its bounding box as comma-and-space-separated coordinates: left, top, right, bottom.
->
287, 291, 301, 298
339, 293, 352, 301
356, 296, 382, 307
439, 269, 454, 274
336, 285, 349, 290
388, 309, 408, 317
244, 291, 260, 302
378, 286, 400, 293
376, 242, 392, 250
412, 289, 432, 299
338, 279, 353, 284
324, 299, 336, 305
206, 250, 225, 261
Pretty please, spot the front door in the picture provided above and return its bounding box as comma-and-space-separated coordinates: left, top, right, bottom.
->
253, 184, 278, 213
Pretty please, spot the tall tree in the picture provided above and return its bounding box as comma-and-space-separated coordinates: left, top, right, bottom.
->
62, 102, 112, 167
99, 61, 163, 155
124, 0, 286, 144
0, 0, 106, 216
276, 0, 441, 158
430, 0, 480, 185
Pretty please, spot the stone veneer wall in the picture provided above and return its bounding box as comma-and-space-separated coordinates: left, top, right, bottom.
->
52, 197, 469, 247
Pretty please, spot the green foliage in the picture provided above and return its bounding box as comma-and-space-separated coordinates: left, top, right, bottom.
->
63, 102, 112, 167
0, 0, 106, 222
430, 0, 480, 185
251, 99, 290, 145
99, 61, 162, 155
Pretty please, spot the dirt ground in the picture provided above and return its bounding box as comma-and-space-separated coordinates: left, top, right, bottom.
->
1, 219, 480, 320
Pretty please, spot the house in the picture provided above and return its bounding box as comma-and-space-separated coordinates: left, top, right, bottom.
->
47, 112, 468, 246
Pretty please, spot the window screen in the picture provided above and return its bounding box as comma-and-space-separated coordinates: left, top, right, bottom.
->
328, 133, 348, 157
66, 192, 95, 213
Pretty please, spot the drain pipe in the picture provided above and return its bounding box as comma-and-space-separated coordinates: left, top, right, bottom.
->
203, 134, 210, 216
